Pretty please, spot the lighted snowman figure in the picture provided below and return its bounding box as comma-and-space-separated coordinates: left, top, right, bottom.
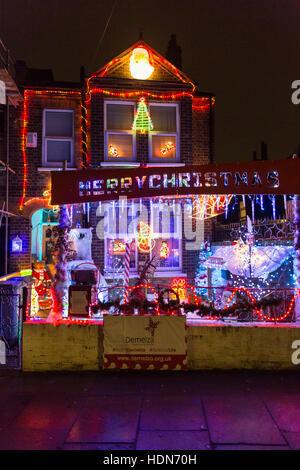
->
130, 47, 154, 80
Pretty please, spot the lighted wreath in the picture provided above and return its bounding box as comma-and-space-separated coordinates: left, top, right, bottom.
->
158, 288, 180, 315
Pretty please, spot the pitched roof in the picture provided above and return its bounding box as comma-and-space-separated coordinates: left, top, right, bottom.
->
89, 40, 195, 90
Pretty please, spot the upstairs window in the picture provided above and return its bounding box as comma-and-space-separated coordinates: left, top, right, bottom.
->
104, 102, 136, 161
43, 110, 74, 167
149, 103, 179, 162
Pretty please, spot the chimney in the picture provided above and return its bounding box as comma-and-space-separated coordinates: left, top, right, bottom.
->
166, 34, 182, 70
261, 141, 268, 160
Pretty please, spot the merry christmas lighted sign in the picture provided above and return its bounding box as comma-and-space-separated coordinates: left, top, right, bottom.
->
50, 159, 300, 205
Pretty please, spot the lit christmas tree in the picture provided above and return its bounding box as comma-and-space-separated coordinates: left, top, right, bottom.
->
132, 97, 153, 133
194, 241, 211, 300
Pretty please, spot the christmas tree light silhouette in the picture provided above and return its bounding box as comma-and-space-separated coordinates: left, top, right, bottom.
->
132, 97, 154, 133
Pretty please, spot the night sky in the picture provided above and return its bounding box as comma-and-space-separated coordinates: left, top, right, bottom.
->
0, 0, 299, 163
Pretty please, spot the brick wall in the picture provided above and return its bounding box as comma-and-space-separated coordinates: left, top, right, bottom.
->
7, 91, 82, 273
5, 64, 214, 280
88, 74, 213, 283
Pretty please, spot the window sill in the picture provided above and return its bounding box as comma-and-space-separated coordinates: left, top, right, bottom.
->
153, 271, 186, 278
37, 167, 78, 171
100, 162, 184, 168
101, 162, 140, 167
146, 163, 184, 167
104, 272, 138, 279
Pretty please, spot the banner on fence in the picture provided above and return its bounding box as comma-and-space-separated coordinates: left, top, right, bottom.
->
103, 315, 187, 370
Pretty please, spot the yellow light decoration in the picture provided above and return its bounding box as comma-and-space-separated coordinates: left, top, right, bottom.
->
171, 278, 187, 301
160, 241, 170, 258
130, 47, 154, 80
108, 144, 120, 158
192, 195, 233, 220
160, 141, 175, 156
137, 221, 155, 253
112, 240, 126, 254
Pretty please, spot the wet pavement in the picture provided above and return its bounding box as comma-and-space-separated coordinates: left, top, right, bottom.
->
0, 369, 300, 450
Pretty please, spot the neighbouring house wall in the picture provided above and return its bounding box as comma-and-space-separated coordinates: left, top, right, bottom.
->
8, 90, 82, 273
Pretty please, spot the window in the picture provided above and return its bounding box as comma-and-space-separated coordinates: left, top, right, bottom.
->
150, 202, 182, 271
43, 110, 74, 167
149, 103, 179, 162
104, 202, 137, 274
104, 102, 136, 161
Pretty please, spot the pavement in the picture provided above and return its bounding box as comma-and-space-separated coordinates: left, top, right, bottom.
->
0, 369, 300, 450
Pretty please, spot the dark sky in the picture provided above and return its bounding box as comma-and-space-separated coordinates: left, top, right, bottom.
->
0, 0, 299, 163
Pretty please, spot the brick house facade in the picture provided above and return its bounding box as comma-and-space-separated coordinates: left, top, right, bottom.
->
6, 40, 215, 286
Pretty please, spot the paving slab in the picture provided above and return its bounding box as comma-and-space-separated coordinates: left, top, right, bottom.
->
10, 396, 82, 432
203, 395, 286, 445
282, 432, 300, 450
215, 445, 289, 450
264, 394, 300, 432
195, 371, 252, 396
136, 430, 211, 450
66, 395, 141, 443
0, 428, 61, 450
63, 443, 135, 450
245, 371, 300, 394
140, 395, 206, 431
0, 393, 30, 432
88, 372, 144, 395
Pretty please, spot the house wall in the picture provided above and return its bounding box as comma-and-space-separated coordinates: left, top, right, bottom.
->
6, 60, 214, 283
88, 77, 214, 281
7, 91, 81, 273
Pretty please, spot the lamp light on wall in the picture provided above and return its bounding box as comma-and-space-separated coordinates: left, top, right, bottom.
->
11, 235, 23, 253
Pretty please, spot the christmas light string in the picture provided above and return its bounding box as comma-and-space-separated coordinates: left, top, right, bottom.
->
20, 88, 82, 208
132, 97, 153, 133
87, 42, 196, 89
20, 90, 29, 210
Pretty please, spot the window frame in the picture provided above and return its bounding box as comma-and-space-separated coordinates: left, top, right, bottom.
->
150, 202, 182, 272
104, 202, 138, 276
148, 102, 180, 163
104, 100, 136, 162
42, 109, 74, 167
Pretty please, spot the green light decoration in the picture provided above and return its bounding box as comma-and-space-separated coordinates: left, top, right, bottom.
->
132, 97, 153, 133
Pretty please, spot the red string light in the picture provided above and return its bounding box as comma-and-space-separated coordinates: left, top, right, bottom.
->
123, 284, 159, 315
87, 42, 195, 90
87, 88, 194, 103
20, 90, 29, 210
192, 96, 215, 112
20, 89, 82, 208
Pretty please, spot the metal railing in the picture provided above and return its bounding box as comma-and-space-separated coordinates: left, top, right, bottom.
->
0, 38, 16, 80
213, 219, 295, 242
0, 288, 22, 369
